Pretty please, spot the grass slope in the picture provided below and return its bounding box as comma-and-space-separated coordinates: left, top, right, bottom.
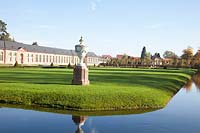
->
0, 67, 196, 111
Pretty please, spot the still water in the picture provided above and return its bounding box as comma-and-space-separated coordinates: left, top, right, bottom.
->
0, 82, 200, 133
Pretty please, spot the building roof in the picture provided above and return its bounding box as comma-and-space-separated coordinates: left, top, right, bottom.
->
0, 40, 97, 57
102, 55, 112, 59
116, 54, 124, 59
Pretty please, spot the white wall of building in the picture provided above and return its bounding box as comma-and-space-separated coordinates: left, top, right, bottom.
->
0, 50, 4, 64
0, 49, 105, 66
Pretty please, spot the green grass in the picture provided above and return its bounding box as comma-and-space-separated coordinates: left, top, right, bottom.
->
0, 67, 196, 111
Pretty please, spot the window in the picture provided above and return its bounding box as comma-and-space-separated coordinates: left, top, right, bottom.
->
36, 55, 38, 62
27, 54, 30, 62
64, 57, 66, 63
9, 52, 12, 62
50, 56, 52, 62
67, 57, 69, 63
0, 52, 3, 61
14, 52, 17, 62
69, 57, 71, 63
39, 55, 42, 62
58, 56, 60, 63
53, 56, 55, 62
56, 56, 58, 63
31, 54, 33, 62
61, 56, 63, 63
43, 55, 45, 62
46, 55, 48, 63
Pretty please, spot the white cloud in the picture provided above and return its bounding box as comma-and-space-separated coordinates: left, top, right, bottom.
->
145, 23, 164, 29
90, 0, 102, 11
91, 2, 97, 11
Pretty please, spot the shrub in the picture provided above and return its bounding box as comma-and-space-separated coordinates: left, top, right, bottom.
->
14, 61, 19, 67
67, 63, 71, 68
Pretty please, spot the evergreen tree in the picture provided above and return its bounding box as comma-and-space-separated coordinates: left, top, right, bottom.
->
141, 46, 147, 59
0, 19, 12, 41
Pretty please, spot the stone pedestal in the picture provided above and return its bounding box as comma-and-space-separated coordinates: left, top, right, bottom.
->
72, 65, 90, 85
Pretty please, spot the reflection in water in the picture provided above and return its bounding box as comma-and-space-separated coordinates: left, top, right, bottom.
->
184, 79, 193, 92
192, 73, 200, 90
72, 116, 88, 133
184, 72, 200, 92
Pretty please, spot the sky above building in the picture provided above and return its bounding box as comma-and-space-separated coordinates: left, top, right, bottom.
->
0, 0, 200, 57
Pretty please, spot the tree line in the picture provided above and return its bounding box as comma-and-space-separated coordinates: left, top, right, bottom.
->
106, 46, 200, 69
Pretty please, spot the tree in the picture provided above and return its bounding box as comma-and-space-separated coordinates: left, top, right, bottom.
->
32, 42, 38, 46
181, 47, 194, 67
141, 46, 147, 59
163, 51, 178, 59
121, 54, 128, 66
181, 47, 194, 59
0, 20, 12, 41
191, 50, 200, 68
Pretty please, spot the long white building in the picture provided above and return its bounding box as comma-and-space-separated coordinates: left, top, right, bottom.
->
0, 40, 100, 66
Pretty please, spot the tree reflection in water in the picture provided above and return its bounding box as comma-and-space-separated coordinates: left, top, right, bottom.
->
183, 79, 193, 92
184, 72, 200, 91
192, 72, 200, 91
72, 116, 88, 133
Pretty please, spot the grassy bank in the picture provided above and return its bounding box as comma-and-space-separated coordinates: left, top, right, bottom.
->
0, 67, 196, 111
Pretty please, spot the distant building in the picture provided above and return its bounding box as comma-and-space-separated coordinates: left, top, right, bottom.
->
163, 58, 173, 65
102, 55, 112, 60
151, 54, 163, 66
116, 54, 123, 60
0, 40, 100, 66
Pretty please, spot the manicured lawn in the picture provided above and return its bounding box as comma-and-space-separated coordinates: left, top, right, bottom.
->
0, 67, 196, 111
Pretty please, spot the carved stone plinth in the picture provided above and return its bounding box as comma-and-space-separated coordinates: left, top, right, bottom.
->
72, 66, 90, 85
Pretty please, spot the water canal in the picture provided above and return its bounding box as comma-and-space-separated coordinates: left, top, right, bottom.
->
0, 79, 200, 133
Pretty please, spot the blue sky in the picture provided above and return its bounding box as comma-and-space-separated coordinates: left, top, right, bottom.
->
0, 0, 200, 57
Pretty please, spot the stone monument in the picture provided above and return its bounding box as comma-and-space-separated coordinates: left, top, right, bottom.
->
72, 115, 88, 133
72, 36, 90, 85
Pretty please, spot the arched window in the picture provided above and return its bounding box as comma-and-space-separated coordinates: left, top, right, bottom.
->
0, 52, 3, 61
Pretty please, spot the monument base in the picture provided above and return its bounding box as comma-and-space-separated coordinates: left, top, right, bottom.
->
72, 65, 90, 85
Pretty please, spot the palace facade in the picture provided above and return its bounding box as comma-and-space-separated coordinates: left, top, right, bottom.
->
0, 40, 100, 66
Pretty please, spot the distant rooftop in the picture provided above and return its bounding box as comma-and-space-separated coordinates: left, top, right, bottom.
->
0, 40, 97, 57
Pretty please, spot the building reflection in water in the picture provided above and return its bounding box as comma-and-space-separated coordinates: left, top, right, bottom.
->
72, 116, 88, 133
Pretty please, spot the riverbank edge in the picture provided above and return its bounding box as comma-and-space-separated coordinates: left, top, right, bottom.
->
0, 69, 196, 111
